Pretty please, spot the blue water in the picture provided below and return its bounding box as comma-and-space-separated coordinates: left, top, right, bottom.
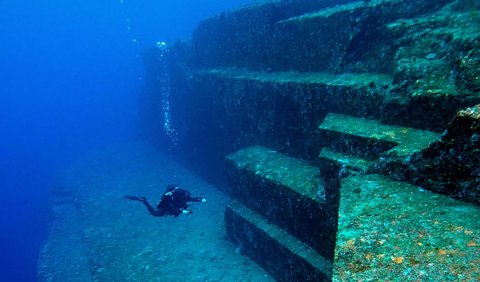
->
0, 1, 250, 281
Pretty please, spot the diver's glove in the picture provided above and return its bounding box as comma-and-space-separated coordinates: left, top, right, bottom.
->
182, 209, 192, 215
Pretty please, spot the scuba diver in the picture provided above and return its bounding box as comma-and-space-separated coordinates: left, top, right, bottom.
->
124, 184, 206, 217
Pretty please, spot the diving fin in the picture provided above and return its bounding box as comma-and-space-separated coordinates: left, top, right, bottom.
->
123, 195, 144, 201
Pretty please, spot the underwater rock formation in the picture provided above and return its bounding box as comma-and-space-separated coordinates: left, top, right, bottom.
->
37, 0, 480, 281
140, 0, 480, 280
143, 0, 480, 203
378, 104, 480, 205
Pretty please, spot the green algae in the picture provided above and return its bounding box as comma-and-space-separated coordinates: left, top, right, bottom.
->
333, 174, 480, 281
319, 113, 441, 157
226, 145, 323, 201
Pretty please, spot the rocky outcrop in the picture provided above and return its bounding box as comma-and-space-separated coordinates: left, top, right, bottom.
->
137, 0, 480, 203
377, 104, 480, 205
138, 0, 480, 280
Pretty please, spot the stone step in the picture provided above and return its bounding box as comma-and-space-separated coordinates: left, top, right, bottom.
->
199, 68, 392, 88
192, 0, 452, 72
333, 174, 480, 281
225, 145, 337, 259
271, 1, 370, 72
278, 0, 451, 25
225, 200, 332, 281
271, 0, 453, 72
386, 4, 472, 100
318, 113, 440, 159
387, 10, 480, 43
381, 3, 480, 130
376, 104, 480, 206
318, 147, 374, 177
197, 68, 392, 118
191, 0, 358, 70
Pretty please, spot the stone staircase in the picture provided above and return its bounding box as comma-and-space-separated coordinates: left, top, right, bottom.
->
194, 68, 393, 126
225, 145, 336, 281
154, 0, 480, 280
223, 104, 476, 281
225, 143, 480, 281
225, 200, 332, 281
191, 0, 360, 70
383, 2, 480, 129
317, 113, 441, 176
192, 0, 453, 73
163, 0, 480, 173
270, 0, 452, 73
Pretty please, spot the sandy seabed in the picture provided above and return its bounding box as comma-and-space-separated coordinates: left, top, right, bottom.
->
38, 141, 273, 282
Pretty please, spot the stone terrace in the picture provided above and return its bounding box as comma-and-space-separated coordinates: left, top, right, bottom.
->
140, 0, 480, 280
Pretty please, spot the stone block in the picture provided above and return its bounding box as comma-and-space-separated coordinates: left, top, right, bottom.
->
225, 200, 332, 281
318, 113, 440, 159
318, 148, 374, 177
226, 145, 337, 259
378, 104, 480, 205
191, 0, 357, 70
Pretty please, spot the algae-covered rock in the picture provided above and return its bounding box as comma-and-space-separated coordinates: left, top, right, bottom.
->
413, 104, 480, 204
225, 146, 337, 259
377, 104, 480, 205
333, 174, 480, 281
456, 47, 480, 94
142, 0, 480, 202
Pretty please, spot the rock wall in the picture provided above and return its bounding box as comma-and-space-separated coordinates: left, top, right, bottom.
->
141, 0, 480, 204
377, 104, 480, 205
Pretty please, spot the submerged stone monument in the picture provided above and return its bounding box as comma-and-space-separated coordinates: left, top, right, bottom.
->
140, 0, 480, 280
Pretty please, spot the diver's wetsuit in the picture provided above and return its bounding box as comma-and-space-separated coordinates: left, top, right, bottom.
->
124, 184, 205, 217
